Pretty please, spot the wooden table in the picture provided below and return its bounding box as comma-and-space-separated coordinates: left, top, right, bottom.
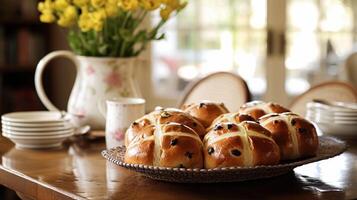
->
0, 135, 356, 200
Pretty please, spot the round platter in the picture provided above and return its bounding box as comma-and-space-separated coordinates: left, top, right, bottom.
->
102, 136, 346, 183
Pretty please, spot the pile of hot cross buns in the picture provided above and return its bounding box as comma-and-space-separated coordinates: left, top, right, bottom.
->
124, 101, 319, 169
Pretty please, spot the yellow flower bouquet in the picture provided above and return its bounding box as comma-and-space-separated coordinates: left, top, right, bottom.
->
38, 0, 186, 57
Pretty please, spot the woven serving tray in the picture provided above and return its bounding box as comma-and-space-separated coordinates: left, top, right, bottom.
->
102, 136, 346, 183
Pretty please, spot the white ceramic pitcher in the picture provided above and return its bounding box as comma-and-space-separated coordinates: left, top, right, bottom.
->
35, 50, 142, 130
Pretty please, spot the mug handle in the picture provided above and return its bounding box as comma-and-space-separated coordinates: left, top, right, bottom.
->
34, 50, 79, 111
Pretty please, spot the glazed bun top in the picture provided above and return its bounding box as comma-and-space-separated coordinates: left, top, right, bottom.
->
182, 101, 229, 128
207, 112, 255, 131
204, 121, 272, 145
239, 101, 290, 120
125, 107, 206, 146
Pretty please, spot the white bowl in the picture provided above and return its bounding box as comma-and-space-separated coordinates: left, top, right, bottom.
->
1, 111, 70, 123
2, 124, 73, 132
2, 132, 72, 149
7, 138, 66, 149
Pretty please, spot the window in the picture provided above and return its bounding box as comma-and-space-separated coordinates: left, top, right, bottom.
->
151, 0, 267, 99
286, 0, 356, 96
150, 0, 357, 103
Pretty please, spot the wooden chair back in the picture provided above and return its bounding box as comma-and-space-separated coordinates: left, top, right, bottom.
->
289, 81, 357, 116
177, 72, 251, 112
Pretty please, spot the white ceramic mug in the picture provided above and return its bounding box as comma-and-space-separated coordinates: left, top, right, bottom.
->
99, 98, 145, 149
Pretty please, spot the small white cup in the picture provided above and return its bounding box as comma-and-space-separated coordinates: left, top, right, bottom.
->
99, 98, 145, 149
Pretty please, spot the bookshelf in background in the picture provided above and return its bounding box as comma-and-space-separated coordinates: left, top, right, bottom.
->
0, 0, 52, 114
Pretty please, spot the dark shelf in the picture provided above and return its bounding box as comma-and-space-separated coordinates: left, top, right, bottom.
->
0, 17, 42, 26
0, 2, 50, 114
0, 65, 35, 73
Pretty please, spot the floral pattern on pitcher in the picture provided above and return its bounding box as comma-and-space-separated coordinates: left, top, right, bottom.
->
112, 129, 125, 141
104, 71, 122, 88
86, 65, 95, 75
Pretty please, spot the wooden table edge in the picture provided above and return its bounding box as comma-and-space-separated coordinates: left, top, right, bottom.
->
0, 165, 85, 200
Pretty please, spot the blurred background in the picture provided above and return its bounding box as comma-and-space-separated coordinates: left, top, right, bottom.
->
0, 0, 357, 112
0, 1, 357, 199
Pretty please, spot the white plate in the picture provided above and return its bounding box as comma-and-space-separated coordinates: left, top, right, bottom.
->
15, 143, 63, 149
306, 110, 357, 121
307, 114, 357, 122
316, 110, 357, 117
306, 112, 357, 124
306, 116, 357, 125
1, 111, 70, 123
330, 102, 357, 110
307, 103, 357, 114
307, 107, 357, 117
2, 124, 73, 132
1, 129, 74, 137
306, 113, 357, 122
2, 130, 73, 138
314, 122, 357, 137
1, 120, 69, 127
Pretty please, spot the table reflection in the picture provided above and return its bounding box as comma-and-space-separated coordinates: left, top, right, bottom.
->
0, 136, 356, 200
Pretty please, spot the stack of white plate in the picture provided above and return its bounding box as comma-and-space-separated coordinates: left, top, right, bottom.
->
306, 101, 357, 137
1, 111, 74, 149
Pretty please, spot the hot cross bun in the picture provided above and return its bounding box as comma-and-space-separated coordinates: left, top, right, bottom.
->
125, 123, 203, 168
259, 112, 318, 160
239, 101, 290, 120
203, 121, 280, 168
182, 101, 229, 128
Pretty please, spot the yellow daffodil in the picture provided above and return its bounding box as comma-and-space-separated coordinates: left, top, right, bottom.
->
54, 0, 70, 10
91, 11, 106, 31
38, 0, 54, 12
56, 6, 78, 27
65, 6, 78, 19
38, 0, 56, 23
118, 0, 139, 11
78, 12, 91, 31
91, 0, 106, 8
140, 0, 160, 10
40, 12, 56, 23
37, 0, 187, 57
160, 6, 173, 20
105, 3, 118, 17
73, 0, 89, 7
38, 0, 186, 37
80, 5, 89, 13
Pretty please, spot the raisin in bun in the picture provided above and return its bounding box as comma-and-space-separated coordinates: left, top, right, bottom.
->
207, 112, 255, 131
125, 123, 203, 168
125, 108, 205, 146
182, 101, 229, 128
203, 121, 280, 168
239, 101, 290, 120
259, 112, 318, 160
